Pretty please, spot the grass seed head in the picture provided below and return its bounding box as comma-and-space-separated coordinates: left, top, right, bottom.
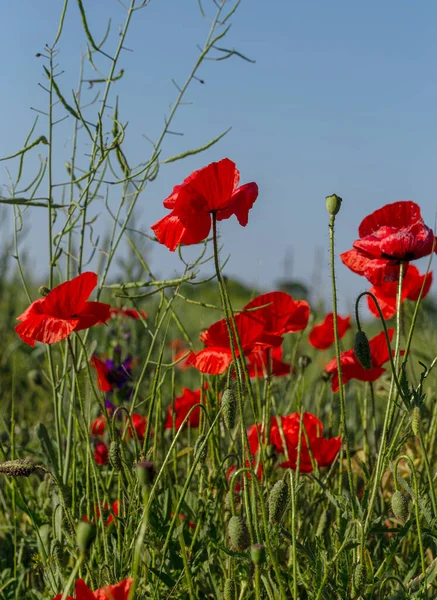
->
223, 578, 236, 600
353, 563, 366, 597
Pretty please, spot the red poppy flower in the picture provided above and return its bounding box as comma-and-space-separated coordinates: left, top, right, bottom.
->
53, 578, 133, 600
243, 291, 310, 343
165, 387, 205, 430
151, 158, 258, 251
106, 500, 119, 527
308, 313, 351, 350
90, 355, 112, 392
367, 265, 433, 320
325, 329, 398, 392
110, 307, 147, 320
245, 345, 291, 378
15, 272, 110, 346
341, 201, 436, 285
129, 413, 147, 440
91, 415, 106, 437
269, 413, 342, 473
187, 312, 271, 374
83, 500, 119, 528
94, 441, 108, 466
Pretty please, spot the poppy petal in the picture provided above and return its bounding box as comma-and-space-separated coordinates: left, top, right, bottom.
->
358, 201, 423, 238
187, 348, 233, 374
151, 211, 211, 251
43, 272, 98, 320
15, 314, 77, 345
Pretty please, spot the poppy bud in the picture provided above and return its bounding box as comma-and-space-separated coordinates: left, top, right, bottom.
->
268, 479, 289, 524
76, 520, 96, 553
325, 193, 342, 216
109, 441, 122, 471
228, 515, 251, 551
38, 285, 51, 297
223, 579, 236, 600
136, 460, 155, 487
391, 490, 409, 523
194, 434, 208, 466
298, 355, 312, 371
316, 509, 328, 537
353, 563, 366, 596
250, 543, 266, 565
222, 388, 237, 430
353, 330, 372, 370
411, 406, 420, 436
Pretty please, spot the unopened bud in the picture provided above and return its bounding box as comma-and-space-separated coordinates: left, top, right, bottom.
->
222, 388, 237, 430
136, 460, 155, 487
353, 330, 372, 370
228, 515, 250, 551
109, 441, 122, 471
194, 435, 208, 466
325, 193, 342, 216
268, 479, 289, 524
76, 520, 95, 553
411, 406, 421, 436
391, 490, 409, 523
250, 543, 266, 565
38, 285, 51, 297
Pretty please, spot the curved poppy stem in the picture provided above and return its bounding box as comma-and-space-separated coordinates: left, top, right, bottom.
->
328, 213, 355, 514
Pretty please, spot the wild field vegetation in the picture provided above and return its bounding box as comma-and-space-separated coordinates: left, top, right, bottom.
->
1, 2, 437, 600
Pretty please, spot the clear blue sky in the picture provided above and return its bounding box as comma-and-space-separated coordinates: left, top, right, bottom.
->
0, 1, 436, 312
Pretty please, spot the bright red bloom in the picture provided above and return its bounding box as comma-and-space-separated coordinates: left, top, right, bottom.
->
94, 441, 108, 466
129, 413, 147, 440
341, 201, 436, 285
165, 387, 204, 430
151, 158, 258, 251
309, 313, 351, 350
325, 329, 398, 392
106, 500, 119, 527
187, 312, 271, 374
90, 355, 112, 392
83, 500, 119, 528
53, 578, 132, 600
110, 307, 147, 320
269, 413, 342, 473
15, 272, 110, 346
367, 265, 433, 320
91, 415, 106, 437
245, 345, 291, 378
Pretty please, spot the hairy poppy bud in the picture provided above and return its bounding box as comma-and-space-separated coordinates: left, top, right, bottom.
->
222, 388, 237, 430
268, 479, 289, 524
353, 563, 366, 596
391, 491, 409, 523
251, 543, 266, 565
194, 435, 208, 466
109, 441, 122, 471
411, 406, 420, 436
76, 520, 95, 553
325, 193, 342, 216
38, 285, 51, 297
353, 330, 372, 370
223, 578, 236, 600
136, 460, 155, 487
298, 355, 312, 370
228, 515, 250, 551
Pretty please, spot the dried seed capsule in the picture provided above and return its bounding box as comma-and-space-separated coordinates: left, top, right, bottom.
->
228, 515, 250, 551
222, 388, 237, 430
411, 406, 421, 436
353, 563, 366, 596
391, 490, 409, 523
325, 193, 342, 216
109, 441, 122, 471
76, 521, 96, 553
223, 578, 236, 600
250, 543, 266, 565
353, 330, 372, 370
268, 479, 289, 524
194, 435, 208, 466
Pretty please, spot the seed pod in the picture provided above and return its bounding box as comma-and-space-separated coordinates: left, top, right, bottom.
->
316, 509, 328, 537
325, 193, 342, 216
194, 435, 208, 466
223, 578, 236, 600
353, 330, 372, 370
222, 388, 237, 429
411, 406, 421, 436
109, 441, 122, 471
268, 479, 289, 524
391, 490, 409, 523
38, 285, 51, 297
251, 543, 266, 565
76, 521, 96, 553
353, 563, 366, 596
228, 515, 251, 551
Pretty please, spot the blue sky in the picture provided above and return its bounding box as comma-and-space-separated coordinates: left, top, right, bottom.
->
0, 0, 436, 312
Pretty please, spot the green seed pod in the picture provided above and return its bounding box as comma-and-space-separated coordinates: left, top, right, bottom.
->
268, 479, 289, 524
325, 193, 342, 216
136, 460, 155, 487
316, 509, 328, 537
391, 490, 409, 523
222, 388, 237, 430
250, 543, 266, 565
223, 578, 236, 600
353, 330, 372, 370
228, 515, 251, 551
109, 441, 122, 471
194, 434, 208, 466
353, 563, 366, 596
38, 285, 51, 297
76, 520, 96, 553
411, 406, 421, 436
